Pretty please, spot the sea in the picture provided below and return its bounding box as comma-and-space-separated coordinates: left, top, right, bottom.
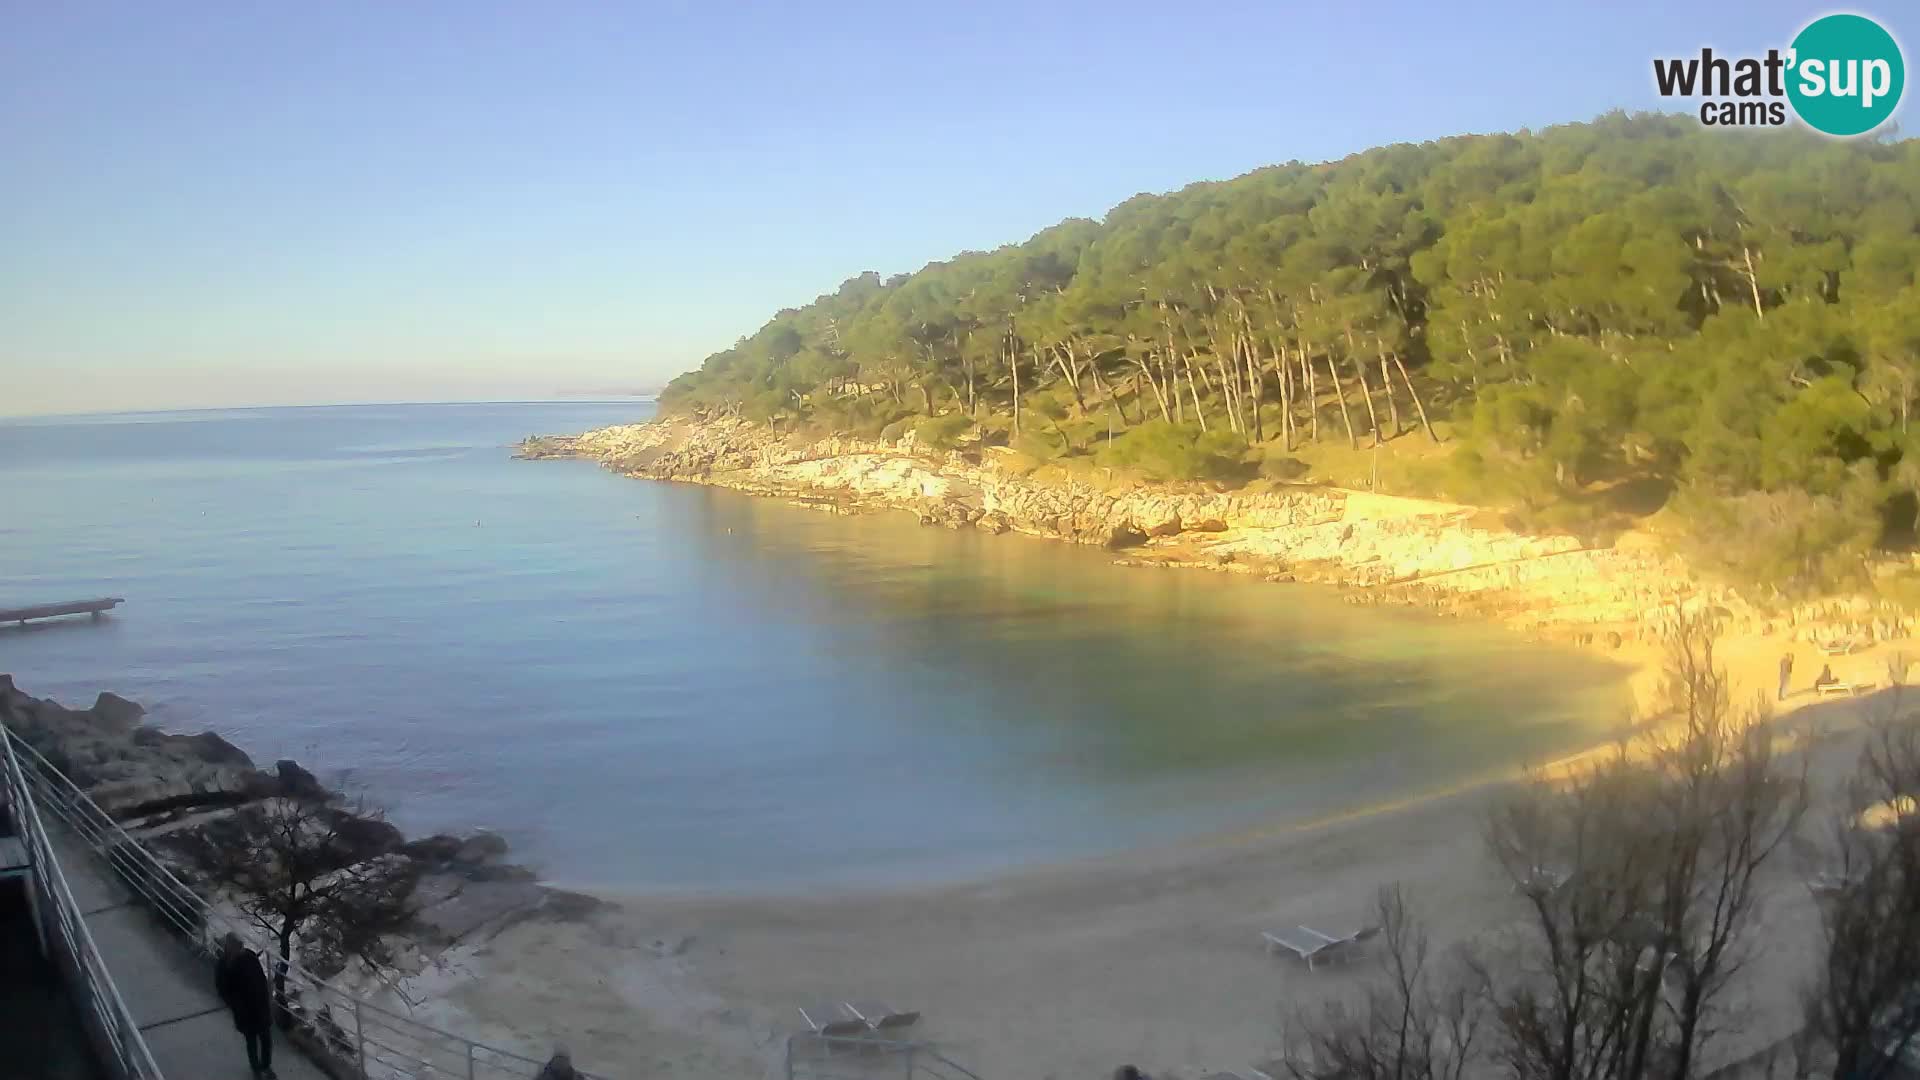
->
0, 401, 1630, 892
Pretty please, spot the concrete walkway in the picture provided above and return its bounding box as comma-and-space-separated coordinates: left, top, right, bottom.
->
48, 827, 327, 1080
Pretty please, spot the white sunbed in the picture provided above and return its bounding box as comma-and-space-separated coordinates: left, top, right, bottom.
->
1809, 868, 1865, 896
1514, 863, 1571, 896
1817, 680, 1875, 697
1263, 925, 1378, 971
1263, 927, 1336, 970
1817, 638, 1865, 656
798, 1004, 871, 1039
844, 1001, 921, 1035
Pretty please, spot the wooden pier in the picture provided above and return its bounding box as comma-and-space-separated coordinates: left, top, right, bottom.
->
0, 597, 125, 625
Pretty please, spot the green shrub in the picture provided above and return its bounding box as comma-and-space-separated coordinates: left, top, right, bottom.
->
1013, 429, 1070, 462
913, 413, 975, 450
1260, 453, 1311, 481
1670, 480, 1881, 598
1096, 421, 1248, 482
812, 396, 911, 438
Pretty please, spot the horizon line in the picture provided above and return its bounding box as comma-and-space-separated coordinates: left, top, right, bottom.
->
0, 396, 660, 423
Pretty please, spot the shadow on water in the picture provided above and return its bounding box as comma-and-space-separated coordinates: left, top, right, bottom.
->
649, 482, 1629, 793
0, 615, 123, 640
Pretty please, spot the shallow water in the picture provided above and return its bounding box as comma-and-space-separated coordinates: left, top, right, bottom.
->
0, 402, 1628, 891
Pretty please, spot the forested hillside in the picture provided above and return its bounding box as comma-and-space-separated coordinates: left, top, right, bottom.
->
661, 113, 1920, 595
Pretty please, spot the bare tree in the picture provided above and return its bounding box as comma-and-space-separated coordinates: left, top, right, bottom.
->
1275, 611, 1814, 1080
1483, 612, 1808, 1080
1802, 701, 1920, 1080
1285, 886, 1484, 1080
174, 789, 418, 1017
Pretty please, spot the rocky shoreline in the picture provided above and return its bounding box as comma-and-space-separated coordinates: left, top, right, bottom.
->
519, 414, 1756, 645
0, 673, 601, 965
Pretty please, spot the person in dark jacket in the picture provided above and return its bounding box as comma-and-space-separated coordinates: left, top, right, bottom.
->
535, 1049, 579, 1080
215, 932, 277, 1078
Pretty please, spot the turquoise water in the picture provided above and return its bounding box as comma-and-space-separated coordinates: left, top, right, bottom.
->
0, 402, 1628, 891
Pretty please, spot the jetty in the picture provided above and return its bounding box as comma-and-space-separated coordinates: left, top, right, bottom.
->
0, 597, 124, 625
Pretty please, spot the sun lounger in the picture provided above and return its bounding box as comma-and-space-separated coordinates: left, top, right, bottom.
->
1816, 680, 1874, 697
1809, 869, 1862, 896
843, 1001, 921, 1035
1817, 639, 1863, 656
1263, 927, 1338, 970
1264, 924, 1378, 970
1514, 863, 1571, 896
1310, 924, 1382, 966
798, 1004, 871, 1039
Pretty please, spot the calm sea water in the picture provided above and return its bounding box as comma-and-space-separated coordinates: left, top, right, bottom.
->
0, 402, 1628, 892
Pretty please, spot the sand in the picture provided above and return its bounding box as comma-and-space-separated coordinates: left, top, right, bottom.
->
395, 631, 1901, 1080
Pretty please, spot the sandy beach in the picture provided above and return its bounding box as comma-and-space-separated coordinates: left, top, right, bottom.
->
417, 631, 1897, 1080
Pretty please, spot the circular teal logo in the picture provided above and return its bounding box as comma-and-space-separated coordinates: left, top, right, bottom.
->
1787, 14, 1905, 136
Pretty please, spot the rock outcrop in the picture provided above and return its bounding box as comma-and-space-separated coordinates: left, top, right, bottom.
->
0, 677, 598, 965
519, 415, 1761, 642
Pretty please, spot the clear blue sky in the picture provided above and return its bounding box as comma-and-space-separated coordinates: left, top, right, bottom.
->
1, 1, 1905, 415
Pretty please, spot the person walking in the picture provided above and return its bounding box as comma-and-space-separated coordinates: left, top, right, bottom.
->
215, 932, 276, 1079
535, 1049, 579, 1080
1778, 652, 1794, 701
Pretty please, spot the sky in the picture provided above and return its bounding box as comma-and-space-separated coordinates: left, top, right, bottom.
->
1, 0, 1908, 416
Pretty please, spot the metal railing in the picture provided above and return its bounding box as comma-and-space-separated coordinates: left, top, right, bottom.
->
785, 1035, 982, 1080
1, 723, 166, 1080
1, 723, 602, 1080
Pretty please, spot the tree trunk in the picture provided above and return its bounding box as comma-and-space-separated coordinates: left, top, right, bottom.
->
1377, 347, 1402, 437
1183, 351, 1209, 432
1007, 328, 1021, 438
1324, 353, 1357, 448
1276, 343, 1293, 451
1215, 349, 1241, 434
1459, 319, 1482, 390
1085, 349, 1112, 405
1052, 346, 1087, 414
275, 921, 296, 1029
1301, 345, 1319, 443
1742, 245, 1765, 318
1391, 352, 1438, 443
1344, 325, 1382, 445
1244, 333, 1265, 443
1134, 358, 1171, 422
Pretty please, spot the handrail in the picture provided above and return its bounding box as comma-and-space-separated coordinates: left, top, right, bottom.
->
2, 723, 605, 1080
1, 725, 166, 1080
785, 1034, 983, 1080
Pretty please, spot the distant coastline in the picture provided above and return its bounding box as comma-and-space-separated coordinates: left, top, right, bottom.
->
0, 396, 659, 424
521, 412, 1718, 644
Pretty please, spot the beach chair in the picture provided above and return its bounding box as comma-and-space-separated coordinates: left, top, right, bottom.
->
1808, 869, 1861, 897
1817, 679, 1875, 697
1263, 926, 1337, 971
844, 1001, 921, 1035
798, 1004, 871, 1039
1817, 639, 1862, 656
1309, 924, 1382, 967
1514, 863, 1571, 896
